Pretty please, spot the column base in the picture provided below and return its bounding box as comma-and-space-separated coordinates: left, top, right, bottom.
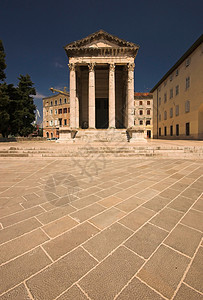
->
127, 128, 147, 143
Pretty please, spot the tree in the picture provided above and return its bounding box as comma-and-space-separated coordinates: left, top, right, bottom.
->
0, 41, 9, 137
13, 74, 36, 136
0, 40, 6, 81
0, 83, 10, 137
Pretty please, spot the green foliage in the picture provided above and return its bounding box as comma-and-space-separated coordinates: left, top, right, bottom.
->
0, 83, 10, 137
0, 40, 6, 81
13, 75, 36, 136
0, 40, 37, 137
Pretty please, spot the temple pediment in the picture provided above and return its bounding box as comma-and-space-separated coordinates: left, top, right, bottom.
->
64, 30, 139, 57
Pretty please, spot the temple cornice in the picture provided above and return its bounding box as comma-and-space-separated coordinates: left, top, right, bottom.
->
65, 47, 139, 58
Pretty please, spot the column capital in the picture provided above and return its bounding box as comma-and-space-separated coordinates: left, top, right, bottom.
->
68, 63, 75, 71
109, 63, 115, 72
88, 63, 96, 72
128, 63, 135, 72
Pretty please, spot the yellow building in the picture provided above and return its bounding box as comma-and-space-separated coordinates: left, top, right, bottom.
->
134, 93, 153, 138
43, 92, 70, 139
151, 34, 203, 140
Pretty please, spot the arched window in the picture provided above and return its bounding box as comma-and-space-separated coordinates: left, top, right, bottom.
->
51, 132, 53, 138
46, 132, 49, 138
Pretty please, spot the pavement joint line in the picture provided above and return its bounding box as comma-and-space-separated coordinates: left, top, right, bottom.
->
134, 276, 169, 300
122, 244, 147, 261
24, 281, 35, 300
39, 226, 53, 240
80, 245, 100, 263
40, 245, 54, 263
171, 238, 203, 299
162, 243, 192, 259
179, 222, 203, 233
190, 207, 203, 214
183, 282, 203, 296
38, 204, 47, 212
76, 283, 92, 300
0, 159, 202, 297
115, 221, 135, 233
147, 222, 170, 232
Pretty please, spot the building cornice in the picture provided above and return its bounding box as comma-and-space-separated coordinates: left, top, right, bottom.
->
150, 34, 203, 92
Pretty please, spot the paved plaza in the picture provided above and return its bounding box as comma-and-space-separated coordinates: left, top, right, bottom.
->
0, 147, 202, 299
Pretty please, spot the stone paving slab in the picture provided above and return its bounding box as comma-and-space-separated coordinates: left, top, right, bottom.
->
0, 155, 202, 300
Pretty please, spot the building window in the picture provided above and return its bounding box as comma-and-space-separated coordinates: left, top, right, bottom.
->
50, 101, 53, 106
158, 87, 161, 92
176, 124, 179, 136
176, 105, 179, 116
55, 100, 57, 105
186, 77, 190, 89
46, 132, 49, 138
170, 75, 173, 81
139, 120, 143, 125
49, 120, 53, 126
175, 85, 179, 95
146, 120, 150, 125
64, 98, 67, 104
164, 93, 167, 103
164, 81, 167, 87
59, 98, 62, 105
63, 108, 67, 113
50, 109, 53, 115
170, 125, 173, 136
68, 107, 70, 113
185, 57, 191, 67
59, 118, 62, 127
147, 100, 150, 105
147, 110, 150, 115
159, 97, 161, 106
134, 120, 136, 126
186, 122, 190, 136
139, 101, 142, 105
58, 109, 62, 114
185, 100, 190, 113
159, 114, 161, 121
164, 126, 167, 136
64, 119, 67, 126
139, 110, 143, 115
170, 89, 173, 99
176, 69, 179, 76
55, 109, 57, 115
170, 107, 173, 118
46, 121, 48, 127
159, 128, 161, 136
55, 120, 57, 126
164, 111, 167, 120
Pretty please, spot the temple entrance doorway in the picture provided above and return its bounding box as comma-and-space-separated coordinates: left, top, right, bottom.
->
95, 98, 109, 129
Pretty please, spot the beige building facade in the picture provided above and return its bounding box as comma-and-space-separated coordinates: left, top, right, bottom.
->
151, 34, 203, 140
43, 92, 70, 139
134, 93, 153, 138
58, 30, 140, 141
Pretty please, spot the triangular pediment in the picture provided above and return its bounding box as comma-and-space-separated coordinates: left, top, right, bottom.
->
65, 30, 139, 49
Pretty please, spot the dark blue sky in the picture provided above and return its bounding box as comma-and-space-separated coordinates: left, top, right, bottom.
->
1, 0, 203, 116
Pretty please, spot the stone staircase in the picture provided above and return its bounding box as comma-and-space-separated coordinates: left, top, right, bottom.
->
0, 144, 203, 158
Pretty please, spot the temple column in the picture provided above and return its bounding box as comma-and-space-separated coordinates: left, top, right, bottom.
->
68, 63, 76, 128
127, 63, 135, 128
88, 63, 95, 128
109, 63, 115, 128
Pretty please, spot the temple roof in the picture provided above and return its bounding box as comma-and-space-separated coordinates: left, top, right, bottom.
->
64, 30, 139, 57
